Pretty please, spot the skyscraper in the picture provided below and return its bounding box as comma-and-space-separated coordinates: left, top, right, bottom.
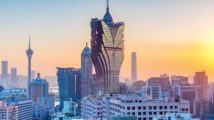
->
1, 61, 8, 80
131, 52, 137, 83
10, 68, 18, 87
194, 71, 208, 86
29, 73, 49, 102
91, 0, 125, 94
81, 42, 93, 97
26, 36, 33, 98
29, 73, 55, 120
193, 71, 208, 101
57, 68, 81, 110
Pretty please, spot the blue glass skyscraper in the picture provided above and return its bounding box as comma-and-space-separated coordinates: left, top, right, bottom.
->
57, 68, 81, 110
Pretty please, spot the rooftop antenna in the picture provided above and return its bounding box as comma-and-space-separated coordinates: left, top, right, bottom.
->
29, 35, 31, 49
107, 0, 109, 11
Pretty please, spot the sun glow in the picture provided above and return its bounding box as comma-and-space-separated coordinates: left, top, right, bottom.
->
204, 32, 214, 66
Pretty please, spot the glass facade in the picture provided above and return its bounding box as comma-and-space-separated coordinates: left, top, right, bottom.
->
90, 5, 125, 93
57, 68, 81, 110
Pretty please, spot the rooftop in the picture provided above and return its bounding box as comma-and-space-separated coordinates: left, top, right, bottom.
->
82, 42, 91, 54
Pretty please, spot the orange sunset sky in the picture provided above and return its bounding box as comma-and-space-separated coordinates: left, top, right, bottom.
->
0, 0, 214, 81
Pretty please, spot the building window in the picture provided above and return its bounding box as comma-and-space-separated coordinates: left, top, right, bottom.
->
149, 106, 152, 110
138, 106, 141, 110
143, 112, 146, 115
132, 107, 135, 110
153, 106, 157, 109
149, 112, 152, 115
127, 107, 130, 110
143, 106, 146, 110
154, 112, 157, 115
138, 112, 141, 115
174, 106, 178, 109
164, 106, 167, 109
170, 106, 173, 109
132, 112, 135, 115
159, 106, 163, 109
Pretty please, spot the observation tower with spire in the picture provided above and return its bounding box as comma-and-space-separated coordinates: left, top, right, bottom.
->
26, 36, 33, 98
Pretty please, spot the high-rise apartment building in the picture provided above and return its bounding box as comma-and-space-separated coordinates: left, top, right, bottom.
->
194, 71, 208, 86
57, 68, 81, 110
29, 73, 55, 120
131, 52, 137, 83
81, 43, 93, 97
193, 71, 208, 101
29, 73, 49, 102
17, 100, 33, 120
0, 101, 18, 120
91, 0, 125, 94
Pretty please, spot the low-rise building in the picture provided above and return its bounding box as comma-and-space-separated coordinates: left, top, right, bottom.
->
153, 113, 200, 120
51, 112, 72, 120
62, 99, 78, 116
0, 88, 33, 120
81, 94, 190, 120
171, 75, 189, 86
0, 88, 27, 100
141, 85, 161, 99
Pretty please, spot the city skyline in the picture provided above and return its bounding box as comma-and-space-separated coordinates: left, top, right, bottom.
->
0, 0, 214, 81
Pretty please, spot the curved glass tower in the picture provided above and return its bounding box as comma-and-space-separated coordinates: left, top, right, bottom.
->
91, 0, 125, 94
